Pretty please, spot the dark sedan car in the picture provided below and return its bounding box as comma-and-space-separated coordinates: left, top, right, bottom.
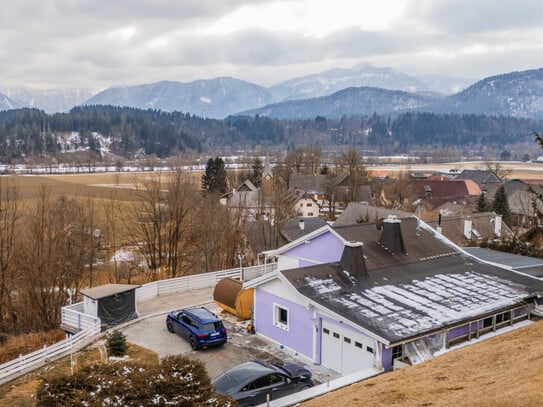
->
212, 360, 314, 406
166, 307, 227, 350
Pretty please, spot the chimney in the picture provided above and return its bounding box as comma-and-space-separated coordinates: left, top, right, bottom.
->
493, 214, 502, 237
339, 241, 367, 281
436, 213, 442, 234
463, 219, 472, 240
299, 219, 305, 231
379, 216, 407, 255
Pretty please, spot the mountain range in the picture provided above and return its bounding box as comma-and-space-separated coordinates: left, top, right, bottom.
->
1, 65, 543, 120
1, 88, 94, 114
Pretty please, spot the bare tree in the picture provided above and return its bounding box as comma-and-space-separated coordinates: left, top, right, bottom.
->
483, 161, 511, 180
284, 148, 305, 175
338, 148, 369, 203
164, 169, 199, 277
0, 178, 20, 333
193, 199, 244, 273
303, 145, 322, 175
102, 177, 124, 283
15, 189, 91, 332
125, 170, 201, 280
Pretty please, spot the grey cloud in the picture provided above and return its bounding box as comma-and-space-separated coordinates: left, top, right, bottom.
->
407, 0, 543, 34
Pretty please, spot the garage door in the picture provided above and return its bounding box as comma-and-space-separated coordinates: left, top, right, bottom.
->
321, 320, 375, 375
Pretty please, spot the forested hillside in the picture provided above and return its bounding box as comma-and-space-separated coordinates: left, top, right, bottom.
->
0, 105, 541, 162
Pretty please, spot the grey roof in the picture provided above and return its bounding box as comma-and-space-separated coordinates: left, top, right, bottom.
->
282, 252, 543, 345
334, 203, 413, 226
465, 247, 543, 278
455, 169, 501, 186
425, 212, 514, 245
289, 173, 350, 193
280, 218, 543, 344
80, 284, 140, 300
281, 217, 328, 242
332, 217, 456, 270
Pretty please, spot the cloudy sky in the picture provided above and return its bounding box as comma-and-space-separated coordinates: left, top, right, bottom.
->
1, 0, 542, 92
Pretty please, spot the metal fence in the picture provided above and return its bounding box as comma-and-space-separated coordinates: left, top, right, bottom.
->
0, 262, 276, 385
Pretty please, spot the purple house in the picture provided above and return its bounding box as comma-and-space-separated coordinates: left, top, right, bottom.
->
247, 216, 543, 375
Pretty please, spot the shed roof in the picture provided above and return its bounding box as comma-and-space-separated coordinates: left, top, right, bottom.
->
80, 284, 140, 300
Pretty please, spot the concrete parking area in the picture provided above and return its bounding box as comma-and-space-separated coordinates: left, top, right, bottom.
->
121, 288, 339, 383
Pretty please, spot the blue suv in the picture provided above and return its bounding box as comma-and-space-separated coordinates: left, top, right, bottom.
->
166, 307, 227, 350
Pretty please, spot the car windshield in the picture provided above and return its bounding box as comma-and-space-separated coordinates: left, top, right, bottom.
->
202, 321, 223, 332
212, 372, 243, 394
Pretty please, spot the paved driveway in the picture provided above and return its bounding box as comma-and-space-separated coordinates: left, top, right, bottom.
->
121, 291, 338, 383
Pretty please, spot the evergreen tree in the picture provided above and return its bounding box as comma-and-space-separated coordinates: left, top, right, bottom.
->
477, 193, 489, 212
492, 184, 511, 224
249, 158, 263, 187
201, 156, 227, 194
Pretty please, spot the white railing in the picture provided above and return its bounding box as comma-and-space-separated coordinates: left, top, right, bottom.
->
136, 263, 275, 302
0, 319, 101, 385
0, 262, 276, 385
61, 304, 101, 332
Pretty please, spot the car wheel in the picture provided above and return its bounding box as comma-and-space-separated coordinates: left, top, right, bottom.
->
190, 336, 198, 350
166, 321, 174, 333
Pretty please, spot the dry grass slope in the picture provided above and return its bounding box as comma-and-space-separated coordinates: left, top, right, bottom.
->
302, 320, 543, 407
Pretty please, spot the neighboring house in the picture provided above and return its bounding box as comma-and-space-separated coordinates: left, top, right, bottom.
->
454, 169, 501, 192
220, 179, 271, 221
294, 193, 320, 217
410, 178, 481, 205
289, 173, 372, 217
243, 217, 328, 265
247, 217, 543, 376
499, 179, 543, 228
426, 212, 514, 246
280, 217, 328, 243
334, 203, 413, 226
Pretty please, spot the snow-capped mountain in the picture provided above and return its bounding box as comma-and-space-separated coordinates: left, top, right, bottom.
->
239, 86, 443, 119
83, 78, 274, 119
80, 65, 469, 119
239, 68, 543, 120
0, 92, 25, 111
438, 68, 543, 118
2, 87, 94, 113
268, 64, 466, 102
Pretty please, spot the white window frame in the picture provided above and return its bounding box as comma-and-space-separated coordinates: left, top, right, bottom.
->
273, 303, 289, 331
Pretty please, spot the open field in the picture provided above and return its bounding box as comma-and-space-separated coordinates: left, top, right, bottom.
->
371, 160, 543, 179
3, 160, 543, 196
302, 320, 543, 407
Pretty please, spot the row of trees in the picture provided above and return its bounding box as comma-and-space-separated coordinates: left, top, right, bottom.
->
1, 106, 542, 163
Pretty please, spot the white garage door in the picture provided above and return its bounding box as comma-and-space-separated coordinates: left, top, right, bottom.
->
321, 321, 375, 375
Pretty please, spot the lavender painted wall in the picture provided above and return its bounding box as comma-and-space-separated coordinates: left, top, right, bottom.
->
284, 232, 344, 265
254, 288, 314, 359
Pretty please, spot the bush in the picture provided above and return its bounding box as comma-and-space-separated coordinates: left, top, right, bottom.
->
106, 330, 127, 357
35, 355, 236, 406
0, 330, 65, 364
